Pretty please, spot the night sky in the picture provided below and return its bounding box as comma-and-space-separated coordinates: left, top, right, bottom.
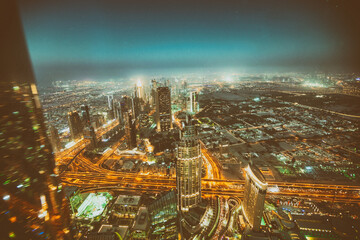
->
19, 0, 360, 85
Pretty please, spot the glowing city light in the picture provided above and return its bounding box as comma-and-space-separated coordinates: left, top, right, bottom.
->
137, 79, 142, 87
3, 195, 10, 201
302, 82, 325, 88
65, 141, 76, 149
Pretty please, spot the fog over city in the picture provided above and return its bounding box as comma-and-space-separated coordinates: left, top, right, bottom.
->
1, 1, 360, 240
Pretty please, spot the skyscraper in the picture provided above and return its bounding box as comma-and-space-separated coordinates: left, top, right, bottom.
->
80, 104, 91, 127
135, 80, 145, 100
132, 95, 141, 119
176, 116, 202, 212
67, 110, 83, 140
148, 190, 178, 240
189, 91, 199, 114
107, 94, 114, 110
156, 87, 172, 132
150, 79, 157, 108
49, 125, 62, 153
114, 101, 123, 124
0, 1, 69, 238
124, 111, 137, 149
242, 164, 267, 231
107, 95, 115, 120
83, 126, 97, 149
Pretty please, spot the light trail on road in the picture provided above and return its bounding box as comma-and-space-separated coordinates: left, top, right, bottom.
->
57, 113, 360, 207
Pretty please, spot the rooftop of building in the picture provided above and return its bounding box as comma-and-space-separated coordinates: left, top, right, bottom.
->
115, 195, 141, 206
132, 207, 149, 231
246, 164, 267, 190
98, 224, 128, 239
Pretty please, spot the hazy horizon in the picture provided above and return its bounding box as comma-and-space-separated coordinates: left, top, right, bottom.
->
19, 0, 360, 86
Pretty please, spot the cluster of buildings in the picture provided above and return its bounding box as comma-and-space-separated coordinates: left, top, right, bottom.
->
2, 5, 360, 240
47, 75, 201, 154
196, 87, 360, 184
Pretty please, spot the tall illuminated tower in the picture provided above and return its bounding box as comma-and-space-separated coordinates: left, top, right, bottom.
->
242, 164, 267, 231
124, 111, 137, 148
67, 110, 83, 140
107, 94, 114, 110
176, 116, 202, 212
114, 101, 123, 124
155, 87, 172, 132
80, 104, 91, 127
189, 91, 199, 114
135, 80, 145, 100
49, 125, 62, 153
83, 126, 97, 148
0, 1, 69, 239
150, 79, 157, 108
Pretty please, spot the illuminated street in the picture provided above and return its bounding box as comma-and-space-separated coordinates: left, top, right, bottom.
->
3, 1, 360, 239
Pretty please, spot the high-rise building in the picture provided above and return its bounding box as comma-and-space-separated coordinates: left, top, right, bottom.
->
121, 95, 132, 113
49, 125, 62, 153
106, 94, 115, 120
176, 116, 202, 212
134, 80, 147, 113
155, 87, 172, 132
189, 91, 199, 114
124, 111, 137, 149
135, 80, 145, 100
242, 164, 267, 231
114, 101, 123, 124
67, 110, 83, 140
0, 1, 69, 238
83, 126, 97, 148
148, 190, 178, 240
80, 105, 91, 127
132, 95, 141, 118
150, 79, 157, 108
120, 95, 136, 122
107, 94, 114, 110
130, 118, 137, 148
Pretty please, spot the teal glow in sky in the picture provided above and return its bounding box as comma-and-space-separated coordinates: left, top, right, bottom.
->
19, 0, 360, 84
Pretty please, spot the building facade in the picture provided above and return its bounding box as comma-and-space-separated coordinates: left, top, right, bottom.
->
0, 1, 69, 238
156, 87, 172, 132
83, 126, 97, 148
114, 101, 123, 124
189, 91, 199, 114
148, 190, 178, 240
124, 111, 137, 149
150, 79, 158, 108
107, 94, 114, 110
242, 164, 268, 231
49, 125, 62, 152
135, 80, 145, 100
176, 118, 202, 212
80, 105, 91, 127
67, 110, 83, 140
